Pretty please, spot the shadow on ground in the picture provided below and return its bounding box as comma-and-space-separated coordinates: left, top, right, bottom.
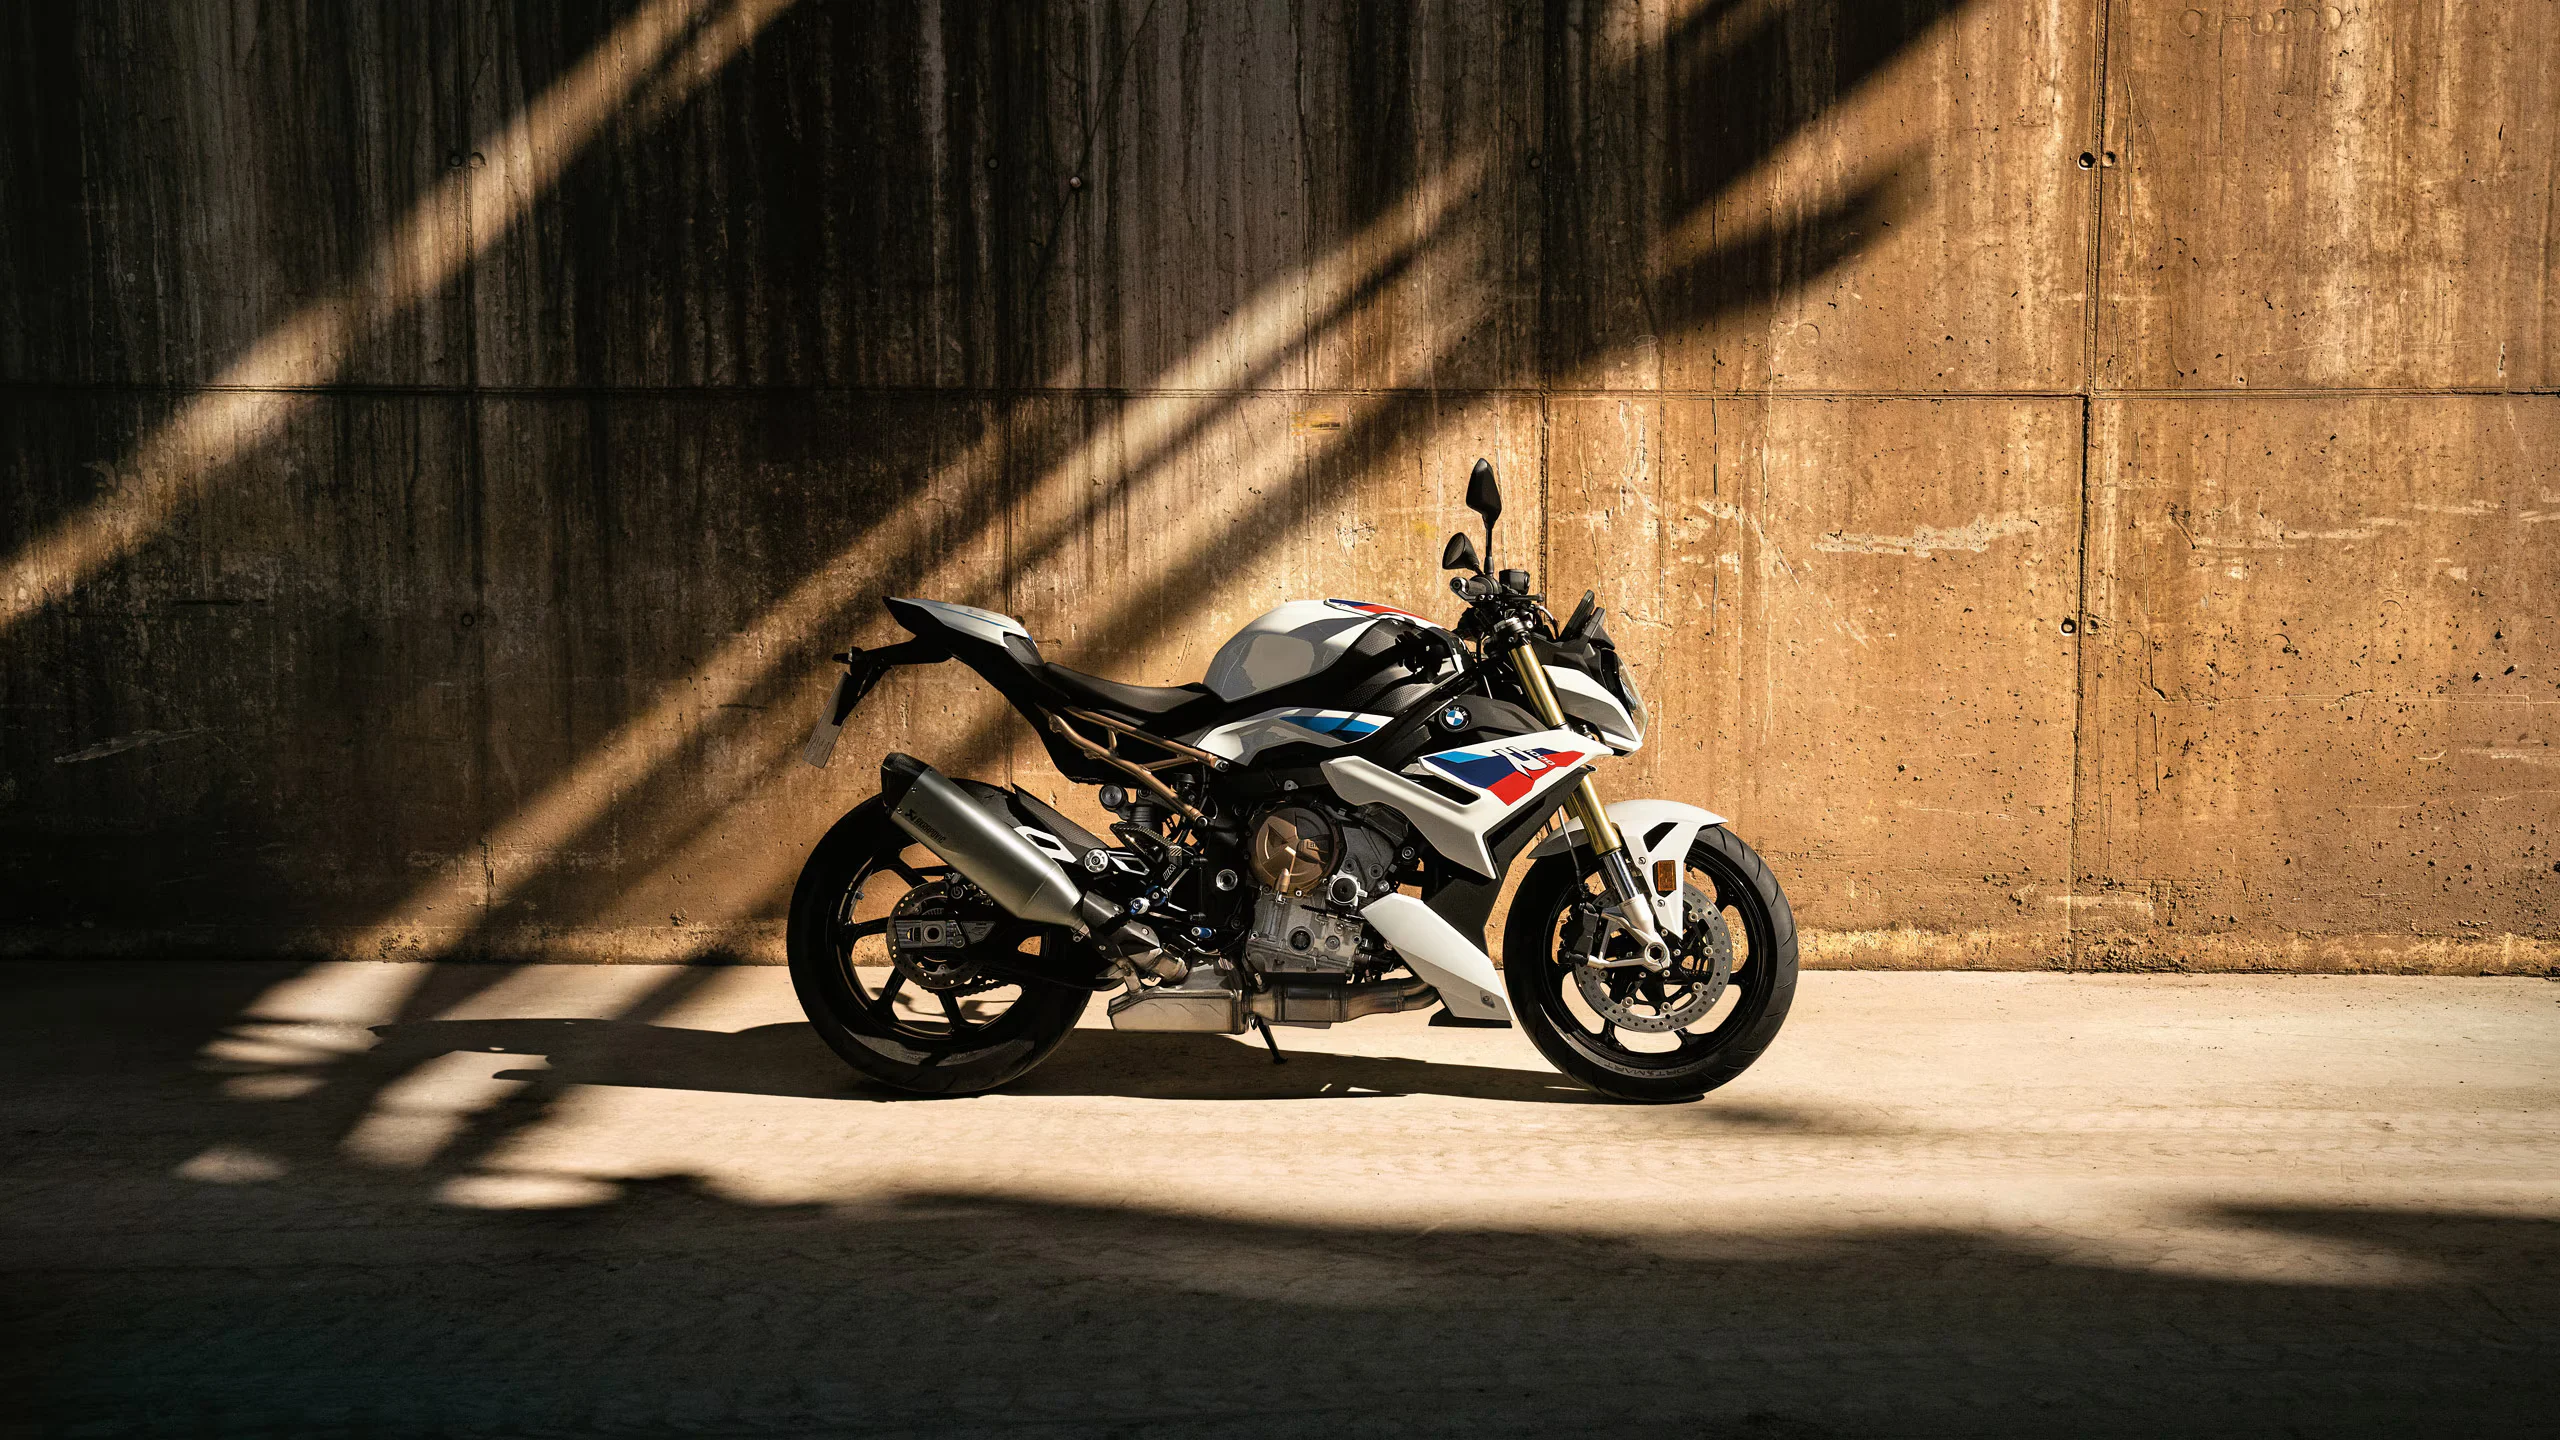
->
364, 1015, 1619, 1105
11, 1178, 2557, 1437
3, 961, 2556, 1438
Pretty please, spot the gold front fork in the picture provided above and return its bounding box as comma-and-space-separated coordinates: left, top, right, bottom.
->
1507, 638, 1669, 967
1505, 641, 1625, 856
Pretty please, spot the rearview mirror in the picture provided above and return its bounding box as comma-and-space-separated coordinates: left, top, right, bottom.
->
1441, 532, 1482, 574
1466, 459, 1503, 528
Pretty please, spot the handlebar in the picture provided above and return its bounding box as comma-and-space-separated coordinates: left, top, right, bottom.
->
1449, 569, 1536, 601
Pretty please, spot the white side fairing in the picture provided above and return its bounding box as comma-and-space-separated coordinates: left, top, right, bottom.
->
1360, 893, 1511, 1023
1547, 664, 1643, 751
1203, 599, 1444, 701
1529, 798, 1724, 931
1322, 727, 1601, 877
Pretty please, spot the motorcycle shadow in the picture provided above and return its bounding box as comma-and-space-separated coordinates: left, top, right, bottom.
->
1015, 1027, 1611, 1104
363, 1016, 1611, 1105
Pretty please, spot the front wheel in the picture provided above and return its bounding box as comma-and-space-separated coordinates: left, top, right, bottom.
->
1503, 824, 1797, 1103
786, 798, 1091, 1096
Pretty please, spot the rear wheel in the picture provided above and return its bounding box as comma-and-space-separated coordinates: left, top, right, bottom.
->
786, 799, 1091, 1096
1503, 824, 1797, 1103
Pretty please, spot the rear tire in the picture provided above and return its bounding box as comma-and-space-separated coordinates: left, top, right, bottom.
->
1502, 824, 1797, 1103
786, 799, 1090, 1096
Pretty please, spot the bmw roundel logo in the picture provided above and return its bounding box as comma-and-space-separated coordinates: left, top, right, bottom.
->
1438, 703, 1471, 732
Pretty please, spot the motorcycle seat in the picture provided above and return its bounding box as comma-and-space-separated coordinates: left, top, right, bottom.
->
881, 596, 1230, 735
1035, 661, 1224, 729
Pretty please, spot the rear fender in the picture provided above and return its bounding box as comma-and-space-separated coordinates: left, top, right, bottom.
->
1528, 798, 1725, 932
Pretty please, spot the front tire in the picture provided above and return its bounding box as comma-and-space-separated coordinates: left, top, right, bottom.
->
1503, 824, 1797, 1103
786, 799, 1091, 1096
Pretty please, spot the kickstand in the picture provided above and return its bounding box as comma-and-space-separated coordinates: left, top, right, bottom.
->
1249, 1014, 1287, 1065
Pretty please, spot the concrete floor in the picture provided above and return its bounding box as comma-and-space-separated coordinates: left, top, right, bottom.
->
4, 963, 2555, 1438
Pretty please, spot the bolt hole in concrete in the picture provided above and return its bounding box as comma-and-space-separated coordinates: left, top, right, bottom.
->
2078, 151, 2096, 169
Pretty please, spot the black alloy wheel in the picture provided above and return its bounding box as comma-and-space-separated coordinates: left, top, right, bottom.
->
1503, 823, 1798, 1102
786, 799, 1091, 1096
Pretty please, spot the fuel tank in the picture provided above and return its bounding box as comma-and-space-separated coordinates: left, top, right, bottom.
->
1201, 599, 1447, 700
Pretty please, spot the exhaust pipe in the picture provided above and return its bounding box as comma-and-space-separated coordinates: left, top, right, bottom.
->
881, 752, 1095, 931
879, 754, 1174, 972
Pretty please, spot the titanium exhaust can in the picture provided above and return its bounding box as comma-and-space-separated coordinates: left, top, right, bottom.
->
878, 752, 1094, 933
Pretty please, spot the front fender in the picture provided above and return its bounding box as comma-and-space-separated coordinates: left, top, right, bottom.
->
1528, 798, 1725, 931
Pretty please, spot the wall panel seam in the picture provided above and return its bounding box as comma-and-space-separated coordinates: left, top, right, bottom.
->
9, 384, 2550, 401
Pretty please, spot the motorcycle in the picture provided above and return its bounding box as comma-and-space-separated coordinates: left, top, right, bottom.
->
789, 460, 1796, 1102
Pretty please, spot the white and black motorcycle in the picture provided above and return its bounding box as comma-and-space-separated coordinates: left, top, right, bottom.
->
790, 461, 1795, 1102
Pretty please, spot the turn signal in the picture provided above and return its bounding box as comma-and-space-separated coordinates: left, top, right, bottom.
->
1654, 859, 1678, 894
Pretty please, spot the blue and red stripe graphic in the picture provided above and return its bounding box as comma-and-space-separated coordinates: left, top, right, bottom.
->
1422, 744, 1586, 804
1285, 712, 1383, 738
1325, 598, 1433, 625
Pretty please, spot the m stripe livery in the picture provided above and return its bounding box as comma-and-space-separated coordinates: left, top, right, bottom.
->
1421, 744, 1586, 804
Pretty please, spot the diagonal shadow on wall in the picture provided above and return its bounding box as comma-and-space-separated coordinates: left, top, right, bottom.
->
2, 0, 1971, 1147
411, 0, 1969, 973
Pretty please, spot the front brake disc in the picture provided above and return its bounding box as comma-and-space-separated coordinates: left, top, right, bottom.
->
1572, 887, 1731, 1031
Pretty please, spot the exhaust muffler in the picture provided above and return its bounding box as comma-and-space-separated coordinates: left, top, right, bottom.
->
881, 752, 1093, 931
878, 753, 1176, 977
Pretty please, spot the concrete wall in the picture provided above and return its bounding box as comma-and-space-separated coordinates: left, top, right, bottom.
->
2, 0, 2551, 972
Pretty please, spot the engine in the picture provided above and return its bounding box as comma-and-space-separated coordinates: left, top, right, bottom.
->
1104, 798, 1434, 1032
1240, 803, 1403, 978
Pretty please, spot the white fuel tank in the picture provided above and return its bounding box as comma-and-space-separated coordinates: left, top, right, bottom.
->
1202, 599, 1440, 701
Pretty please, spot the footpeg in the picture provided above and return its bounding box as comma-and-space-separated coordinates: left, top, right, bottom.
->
1086, 904, 1189, 984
